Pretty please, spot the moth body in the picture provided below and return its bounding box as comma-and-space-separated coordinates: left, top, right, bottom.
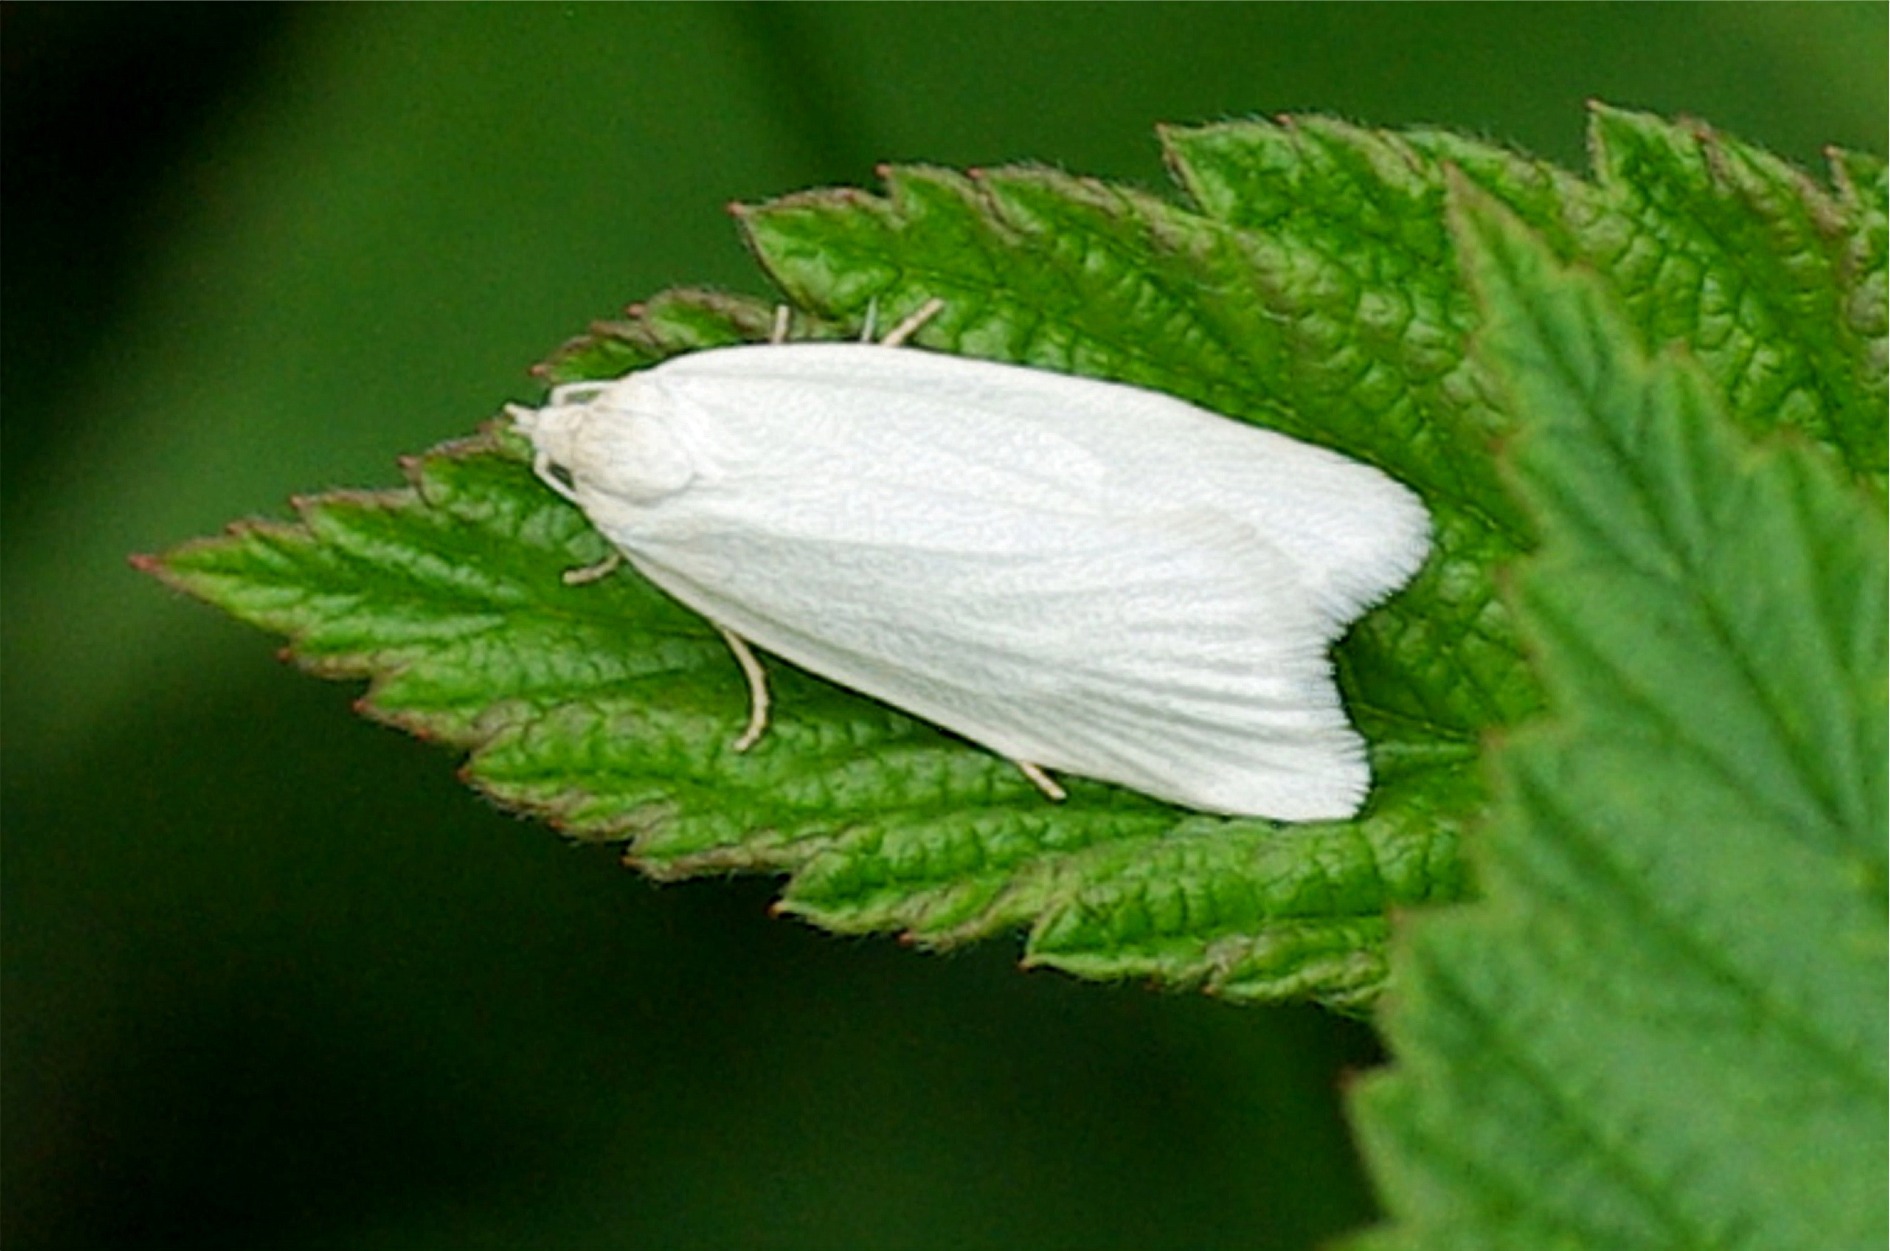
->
511, 342, 1429, 820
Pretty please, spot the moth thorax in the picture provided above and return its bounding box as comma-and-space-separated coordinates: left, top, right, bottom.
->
572, 406, 697, 503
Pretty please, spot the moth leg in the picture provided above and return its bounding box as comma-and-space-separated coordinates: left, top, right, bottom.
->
769, 304, 791, 345
1014, 760, 1068, 803
718, 625, 773, 752
878, 297, 946, 348
561, 551, 623, 585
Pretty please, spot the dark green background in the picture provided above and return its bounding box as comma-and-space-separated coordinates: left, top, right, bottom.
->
4, 6, 1882, 1248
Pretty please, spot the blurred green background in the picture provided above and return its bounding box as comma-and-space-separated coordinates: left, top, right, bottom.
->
3, 5, 1881, 1248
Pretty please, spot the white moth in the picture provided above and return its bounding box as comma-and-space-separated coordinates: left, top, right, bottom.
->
509, 304, 1429, 821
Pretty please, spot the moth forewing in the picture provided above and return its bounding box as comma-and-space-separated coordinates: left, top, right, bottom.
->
514, 333, 1429, 821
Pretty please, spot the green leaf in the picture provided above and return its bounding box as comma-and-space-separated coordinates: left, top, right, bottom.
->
1163, 106, 1888, 485
1347, 183, 1886, 1248
140, 105, 1883, 1008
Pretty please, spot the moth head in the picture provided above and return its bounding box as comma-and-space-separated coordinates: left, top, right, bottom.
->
510, 375, 696, 506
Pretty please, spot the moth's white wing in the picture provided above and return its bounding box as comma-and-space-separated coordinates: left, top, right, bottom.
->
602, 476, 1368, 821
543, 340, 1432, 819
646, 344, 1431, 630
